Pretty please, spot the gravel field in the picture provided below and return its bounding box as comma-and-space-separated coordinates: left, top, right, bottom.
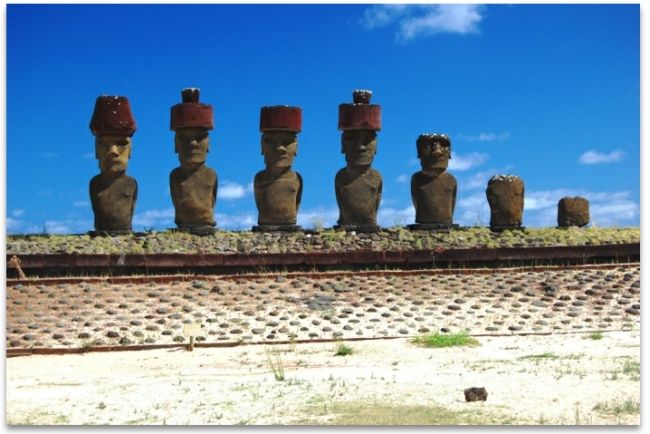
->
6, 227, 640, 255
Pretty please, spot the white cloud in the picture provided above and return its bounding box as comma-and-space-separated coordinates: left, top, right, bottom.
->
11, 209, 25, 217
216, 212, 257, 230
379, 206, 415, 227
578, 150, 624, 165
73, 200, 90, 208
41, 219, 92, 234
396, 174, 409, 183
132, 207, 175, 229
297, 207, 340, 229
218, 181, 253, 200
82, 152, 95, 159
458, 131, 511, 142
461, 166, 515, 191
362, 5, 484, 41
448, 152, 489, 171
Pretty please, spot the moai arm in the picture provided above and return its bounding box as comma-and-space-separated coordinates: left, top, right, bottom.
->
253, 172, 263, 213
335, 172, 343, 211
296, 172, 303, 211
131, 179, 138, 223
452, 178, 457, 216
375, 176, 383, 213
212, 171, 218, 210
169, 171, 178, 213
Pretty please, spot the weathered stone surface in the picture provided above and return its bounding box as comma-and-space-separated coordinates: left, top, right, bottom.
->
89, 95, 138, 234
410, 134, 457, 228
464, 387, 488, 402
169, 89, 217, 234
335, 90, 382, 232
486, 175, 524, 231
558, 196, 590, 227
254, 106, 303, 230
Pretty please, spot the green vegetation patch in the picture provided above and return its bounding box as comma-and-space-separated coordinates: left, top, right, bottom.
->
518, 352, 559, 361
593, 399, 640, 417
334, 343, 353, 356
299, 400, 519, 425
412, 331, 479, 348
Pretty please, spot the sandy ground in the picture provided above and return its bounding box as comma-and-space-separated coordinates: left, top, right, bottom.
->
5, 330, 640, 425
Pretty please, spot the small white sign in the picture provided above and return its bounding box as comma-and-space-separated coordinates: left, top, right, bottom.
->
183, 323, 203, 336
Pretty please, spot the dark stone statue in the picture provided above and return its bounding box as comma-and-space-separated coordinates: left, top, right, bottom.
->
408, 133, 458, 231
89, 95, 138, 234
253, 106, 303, 231
169, 88, 218, 235
558, 196, 590, 227
334, 90, 382, 232
486, 174, 525, 231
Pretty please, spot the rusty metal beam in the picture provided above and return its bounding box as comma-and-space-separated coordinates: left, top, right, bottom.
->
6, 243, 640, 278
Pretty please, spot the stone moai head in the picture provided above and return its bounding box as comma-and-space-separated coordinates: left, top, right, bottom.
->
259, 105, 302, 170
417, 133, 451, 175
89, 96, 137, 174
486, 175, 525, 230
558, 196, 590, 227
170, 88, 214, 170
338, 90, 381, 167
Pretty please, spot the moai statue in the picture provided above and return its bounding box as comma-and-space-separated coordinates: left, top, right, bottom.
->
408, 133, 458, 231
486, 175, 525, 232
334, 90, 382, 232
169, 88, 218, 235
558, 196, 590, 227
253, 105, 303, 232
89, 95, 138, 235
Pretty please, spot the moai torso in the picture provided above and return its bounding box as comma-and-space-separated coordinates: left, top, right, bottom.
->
170, 166, 217, 227
412, 171, 457, 224
254, 170, 302, 226
90, 174, 137, 232
335, 167, 382, 227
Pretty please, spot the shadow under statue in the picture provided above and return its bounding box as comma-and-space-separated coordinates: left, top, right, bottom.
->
89, 95, 138, 235
169, 88, 218, 235
334, 90, 382, 232
253, 105, 303, 232
408, 133, 458, 231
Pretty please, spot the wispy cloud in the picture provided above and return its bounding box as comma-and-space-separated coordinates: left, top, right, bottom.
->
82, 152, 95, 160
216, 212, 257, 230
218, 181, 254, 200
458, 131, 511, 142
396, 174, 409, 183
379, 205, 415, 227
362, 5, 484, 42
297, 207, 340, 229
132, 207, 175, 229
448, 152, 489, 171
73, 200, 90, 208
578, 150, 624, 165
11, 209, 25, 217
460, 165, 515, 190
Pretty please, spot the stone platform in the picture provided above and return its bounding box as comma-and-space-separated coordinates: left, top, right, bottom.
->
6, 265, 640, 350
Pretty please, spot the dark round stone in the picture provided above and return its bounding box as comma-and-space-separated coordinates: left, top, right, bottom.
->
106, 331, 119, 338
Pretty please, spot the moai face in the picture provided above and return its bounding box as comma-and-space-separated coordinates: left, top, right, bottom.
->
95, 135, 132, 174
342, 130, 377, 167
175, 127, 209, 169
262, 131, 298, 169
418, 138, 450, 173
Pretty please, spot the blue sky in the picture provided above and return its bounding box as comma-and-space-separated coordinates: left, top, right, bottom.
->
6, 4, 640, 234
